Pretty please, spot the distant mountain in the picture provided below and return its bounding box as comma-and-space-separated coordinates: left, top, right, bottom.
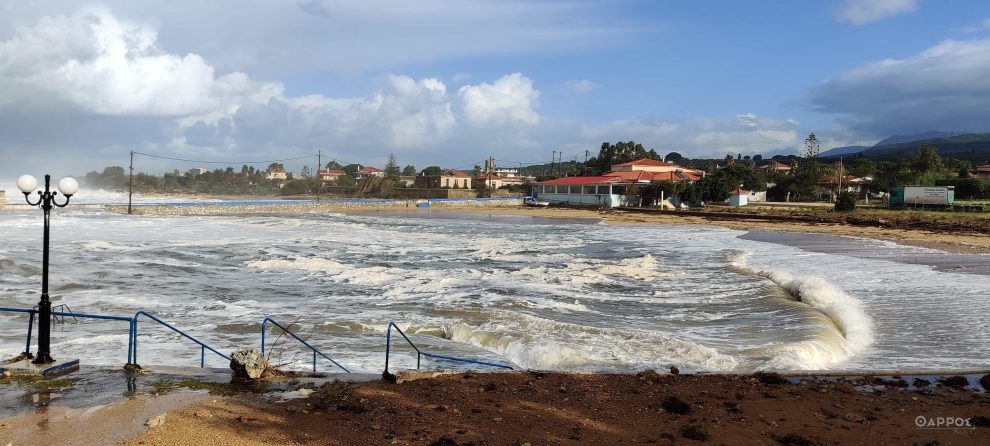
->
873, 130, 968, 147
860, 132, 990, 163
819, 145, 869, 157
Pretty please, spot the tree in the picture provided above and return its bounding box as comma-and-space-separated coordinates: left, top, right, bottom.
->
422, 166, 443, 176
402, 165, 416, 176
267, 163, 285, 173
385, 153, 401, 178
300, 165, 311, 178
803, 133, 820, 159
326, 160, 343, 170
664, 152, 685, 164
343, 164, 362, 176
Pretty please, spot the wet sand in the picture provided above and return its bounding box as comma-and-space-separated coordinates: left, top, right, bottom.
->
121, 371, 990, 446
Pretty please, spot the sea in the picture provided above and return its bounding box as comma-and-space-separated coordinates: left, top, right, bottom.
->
1, 187, 988, 374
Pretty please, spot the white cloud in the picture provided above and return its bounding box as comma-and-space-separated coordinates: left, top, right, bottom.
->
835, 0, 917, 25
810, 38, 990, 135
0, 8, 281, 117
0, 7, 819, 176
459, 73, 540, 127
564, 79, 595, 93
962, 18, 990, 34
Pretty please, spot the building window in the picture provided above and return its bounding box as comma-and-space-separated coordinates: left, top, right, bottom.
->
570, 186, 581, 194
597, 186, 611, 195
583, 185, 596, 195
613, 185, 626, 195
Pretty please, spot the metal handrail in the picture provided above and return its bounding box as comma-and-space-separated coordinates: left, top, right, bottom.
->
0, 307, 135, 363
384, 322, 513, 373
261, 317, 350, 373
132, 311, 230, 368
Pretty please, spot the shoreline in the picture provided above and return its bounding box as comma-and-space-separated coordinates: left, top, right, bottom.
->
4, 368, 987, 445
367, 205, 990, 255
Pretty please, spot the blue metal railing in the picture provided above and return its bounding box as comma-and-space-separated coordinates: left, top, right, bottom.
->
384, 322, 513, 373
1, 306, 134, 363
132, 311, 230, 368
261, 317, 350, 373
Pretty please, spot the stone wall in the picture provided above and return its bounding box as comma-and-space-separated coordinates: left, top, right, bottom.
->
104, 197, 523, 216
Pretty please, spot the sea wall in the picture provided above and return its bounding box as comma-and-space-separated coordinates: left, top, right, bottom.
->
104, 197, 524, 216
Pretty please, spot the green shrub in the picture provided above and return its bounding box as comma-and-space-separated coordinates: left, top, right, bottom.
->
835, 191, 857, 212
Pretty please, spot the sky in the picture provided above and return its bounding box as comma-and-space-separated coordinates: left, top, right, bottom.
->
1, 0, 989, 178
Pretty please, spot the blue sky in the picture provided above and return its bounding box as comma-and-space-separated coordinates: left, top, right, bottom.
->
1, 0, 989, 177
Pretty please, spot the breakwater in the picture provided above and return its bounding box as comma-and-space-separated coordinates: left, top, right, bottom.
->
103, 197, 523, 216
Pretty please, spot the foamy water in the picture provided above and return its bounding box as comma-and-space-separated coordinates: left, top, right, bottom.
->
0, 209, 987, 373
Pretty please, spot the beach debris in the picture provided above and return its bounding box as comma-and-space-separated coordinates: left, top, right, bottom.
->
145, 415, 166, 428
661, 396, 691, 415
979, 374, 990, 391
2, 370, 11, 379
939, 375, 969, 388
229, 348, 270, 379
679, 424, 709, 441
123, 363, 143, 373
195, 410, 212, 419
912, 378, 930, 388
669, 365, 680, 375
753, 372, 788, 385
636, 370, 662, 384
772, 434, 819, 446
312, 380, 363, 412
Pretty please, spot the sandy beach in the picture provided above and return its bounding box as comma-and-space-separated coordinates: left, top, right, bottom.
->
398, 206, 990, 255
116, 371, 990, 445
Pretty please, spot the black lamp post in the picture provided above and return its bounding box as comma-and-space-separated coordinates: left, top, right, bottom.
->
17, 174, 78, 365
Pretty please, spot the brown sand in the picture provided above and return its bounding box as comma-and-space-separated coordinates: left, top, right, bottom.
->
418, 206, 990, 255
122, 372, 990, 446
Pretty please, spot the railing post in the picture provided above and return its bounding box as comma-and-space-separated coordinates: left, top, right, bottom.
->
132, 318, 138, 365
201, 345, 205, 368
261, 319, 267, 355
126, 317, 134, 365
313, 350, 317, 372
384, 323, 392, 374
417, 352, 421, 370
25, 311, 35, 356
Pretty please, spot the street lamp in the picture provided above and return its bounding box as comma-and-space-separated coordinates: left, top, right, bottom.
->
17, 174, 77, 365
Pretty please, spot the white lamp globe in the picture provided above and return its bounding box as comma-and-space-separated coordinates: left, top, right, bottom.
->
17, 175, 37, 193
58, 177, 79, 196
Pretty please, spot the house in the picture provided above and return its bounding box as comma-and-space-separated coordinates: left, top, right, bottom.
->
266, 168, 288, 180
534, 158, 703, 208
608, 159, 704, 176
416, 169, 473, 189
476, 172, 524, 189
493, 168, 520, 178
532, 176, 629, 208
757, 160, 793, 174
399, 175, 417, 187
355, 166, 385, 179
728, 188, 749, 206
318, 169, 346, 182
975, 163, 990, 182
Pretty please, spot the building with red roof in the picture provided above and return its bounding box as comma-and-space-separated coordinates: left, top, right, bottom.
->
533, 158, 702, 208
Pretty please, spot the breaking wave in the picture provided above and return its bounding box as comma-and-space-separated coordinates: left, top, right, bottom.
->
726, 250, 874, 370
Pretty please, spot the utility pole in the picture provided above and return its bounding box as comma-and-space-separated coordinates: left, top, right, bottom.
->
584, 150, 589, 175
128, 151, 134, 215
550, 151, 557, 177
316, 150, 321, 203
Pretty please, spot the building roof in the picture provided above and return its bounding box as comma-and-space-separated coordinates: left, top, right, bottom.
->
976, 163, 990, 171
757, 160, 792, 170
319, 169, 346, 175
442, 169, 471, 178
359, 166, 383, 173
604, 170, 701, 182
730, 188, 749, 195
539, 176, 620, 185
612, 159, 677, 167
